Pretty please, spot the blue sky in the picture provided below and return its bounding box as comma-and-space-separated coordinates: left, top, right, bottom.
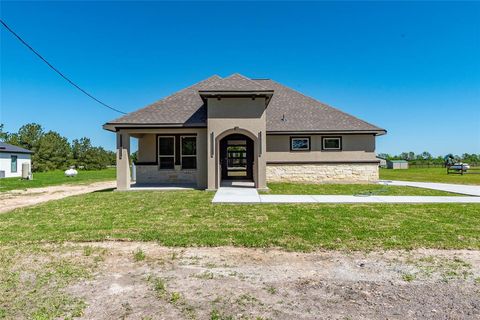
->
1, 1, 479, 156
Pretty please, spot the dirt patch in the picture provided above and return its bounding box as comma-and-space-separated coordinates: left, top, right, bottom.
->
0, 181, 115, 213
63, 243, 480, 319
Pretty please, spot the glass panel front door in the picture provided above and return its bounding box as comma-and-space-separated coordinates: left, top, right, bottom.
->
220, 134, 253, 181
226, 145, 247, 177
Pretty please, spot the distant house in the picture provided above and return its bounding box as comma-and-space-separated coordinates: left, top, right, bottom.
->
376, 156, 387, 168
387, 159, 408, 170
0, 142, 33, 178
103, 74, 387, 190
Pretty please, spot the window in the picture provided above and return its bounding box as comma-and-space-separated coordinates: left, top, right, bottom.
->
158, 136, 175, 169
11, 155, 18, 173
181, 136, 197, 169
322, 137, 342, 150
290, 137, 310, 151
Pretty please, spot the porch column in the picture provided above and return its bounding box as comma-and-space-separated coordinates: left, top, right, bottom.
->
116, 131, 131, 190
207, 130, 216, 190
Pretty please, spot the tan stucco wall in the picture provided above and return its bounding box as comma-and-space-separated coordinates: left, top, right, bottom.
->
137, 134, 156, 162
266, 134, 377, 163
116, 131, 131, 190
267, 163, 379, 183
207, 97, 267, 190
125, 128, 207, 188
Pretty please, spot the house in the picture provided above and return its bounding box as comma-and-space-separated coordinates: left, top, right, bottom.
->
387, 159, 409, 169
103, 74, 386, 190
376, 156, 387, 168
0, 142, 33, 178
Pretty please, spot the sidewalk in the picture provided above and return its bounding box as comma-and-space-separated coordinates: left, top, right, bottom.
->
212, 182, 480, 204
379, 180, 480, 197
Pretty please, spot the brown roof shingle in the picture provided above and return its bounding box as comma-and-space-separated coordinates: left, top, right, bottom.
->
105, 74, 385, 134
256, 79, 384, 132
198, 73, 272, 92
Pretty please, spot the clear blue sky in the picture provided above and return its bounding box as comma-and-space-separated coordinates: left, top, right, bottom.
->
1, 1, 479, 156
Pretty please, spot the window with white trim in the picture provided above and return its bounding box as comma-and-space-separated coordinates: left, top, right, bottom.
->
291, 137, 310, 151
158, 136, 175, 169
181, 136, 197, 169
322, 137, 342, 150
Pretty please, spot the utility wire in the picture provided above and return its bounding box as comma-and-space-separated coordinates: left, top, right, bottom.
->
0, 19, 126, 114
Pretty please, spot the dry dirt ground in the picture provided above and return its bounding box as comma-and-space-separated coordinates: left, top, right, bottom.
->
0, 181, 115, 213
8, 242, 477, 320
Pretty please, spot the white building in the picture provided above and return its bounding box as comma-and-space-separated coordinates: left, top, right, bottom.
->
0, 142, 33, 178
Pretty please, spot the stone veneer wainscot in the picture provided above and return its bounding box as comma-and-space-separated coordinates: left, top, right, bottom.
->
266, 163, 379, 183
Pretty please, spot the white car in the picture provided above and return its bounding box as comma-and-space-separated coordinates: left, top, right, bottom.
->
450, 163, 470, 170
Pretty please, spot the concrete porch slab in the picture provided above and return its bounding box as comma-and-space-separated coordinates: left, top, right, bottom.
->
212, 187, 261, 203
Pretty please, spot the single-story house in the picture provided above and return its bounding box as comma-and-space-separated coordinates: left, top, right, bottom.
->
0, 142, 33, 178
387, 159, 409, 170
103, 74, 386, 190
376, 156, 387, 168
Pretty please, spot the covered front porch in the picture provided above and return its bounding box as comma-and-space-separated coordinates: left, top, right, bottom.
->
113, 126, 266, 191
114, 128, 208, 191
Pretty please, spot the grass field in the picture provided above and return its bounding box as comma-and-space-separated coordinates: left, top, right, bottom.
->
0, 168, 116, 192
264, 183, 459, 196
0, 190, 478, 251
380, 167, 480, 185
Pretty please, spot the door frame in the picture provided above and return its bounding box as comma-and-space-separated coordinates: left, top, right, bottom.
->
219, 133, 254, 181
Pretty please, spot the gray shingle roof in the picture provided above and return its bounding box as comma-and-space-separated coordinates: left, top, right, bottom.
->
107, 75, 221, 126
105, 74, 385, 133
0, 142, 33, 154
256, 79, 384, 132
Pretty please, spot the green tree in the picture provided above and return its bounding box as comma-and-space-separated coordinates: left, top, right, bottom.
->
0, 124, 8, 141
71, 137, 114, 170
5, 123, 44, 152
421, 151, 432, 160
35, 131, 72, 171
72, 137, 93, 169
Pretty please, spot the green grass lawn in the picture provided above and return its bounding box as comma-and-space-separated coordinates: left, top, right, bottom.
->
0, 190, 478, 251
0, 168, 116, 192
380, 167, 480, 185
263, 183, 460, 196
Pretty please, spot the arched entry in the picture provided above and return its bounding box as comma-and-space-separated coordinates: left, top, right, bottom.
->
219, 133, 254, 181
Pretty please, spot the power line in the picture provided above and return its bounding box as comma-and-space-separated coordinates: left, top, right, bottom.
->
0, 19, 126, 115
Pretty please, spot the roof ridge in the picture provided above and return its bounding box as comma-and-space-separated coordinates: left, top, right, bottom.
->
262, 79, 385, 131
224, 73, 270, 90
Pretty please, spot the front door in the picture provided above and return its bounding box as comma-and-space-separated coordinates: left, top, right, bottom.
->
220, 134, 253, 180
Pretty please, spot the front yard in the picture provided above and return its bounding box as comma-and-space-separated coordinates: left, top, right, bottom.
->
263, 182, 460, 196
1, 187, 479, 319
380, 167, 480, 185
0, 168, 116, 192
1, 189, 478, 251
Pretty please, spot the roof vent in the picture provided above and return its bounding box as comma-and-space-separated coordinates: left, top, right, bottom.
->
281, 114, 287, 122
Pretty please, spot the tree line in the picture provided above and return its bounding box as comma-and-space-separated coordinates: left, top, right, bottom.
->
0, 123, 115, 172
377, 152, 480, 165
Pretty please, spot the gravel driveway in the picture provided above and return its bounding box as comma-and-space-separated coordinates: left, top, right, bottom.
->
0, 181, 115, 213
